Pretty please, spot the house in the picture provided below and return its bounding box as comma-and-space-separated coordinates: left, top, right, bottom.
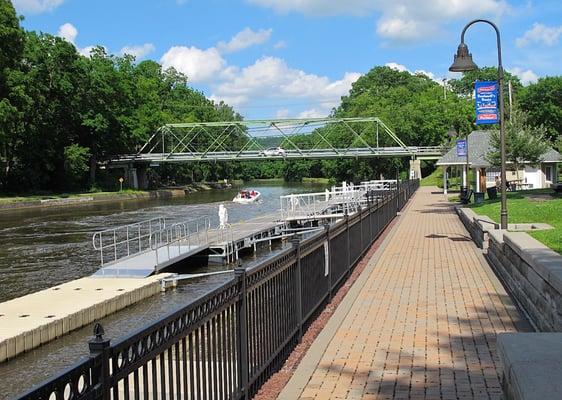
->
436, 130, 561, 194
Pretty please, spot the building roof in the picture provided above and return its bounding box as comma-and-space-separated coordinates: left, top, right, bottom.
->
436, 130, 562, 167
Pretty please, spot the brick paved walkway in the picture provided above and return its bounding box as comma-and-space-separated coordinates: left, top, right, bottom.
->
279, 187, 530, 400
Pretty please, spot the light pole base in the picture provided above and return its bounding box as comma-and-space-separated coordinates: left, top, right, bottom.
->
500, 211, 508, 230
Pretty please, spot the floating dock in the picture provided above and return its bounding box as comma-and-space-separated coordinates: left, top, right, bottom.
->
0, 274, 171, 363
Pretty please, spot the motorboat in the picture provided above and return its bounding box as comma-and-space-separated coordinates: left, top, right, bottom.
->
233, 190, 261, 204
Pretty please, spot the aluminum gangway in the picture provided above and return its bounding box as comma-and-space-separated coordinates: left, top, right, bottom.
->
93, 216, 212, 277
280, 180, 397, 221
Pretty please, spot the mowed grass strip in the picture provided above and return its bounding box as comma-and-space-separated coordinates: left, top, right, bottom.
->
468, 189, 562, 254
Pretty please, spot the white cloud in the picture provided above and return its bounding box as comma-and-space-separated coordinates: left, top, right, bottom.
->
298, 108, 327, 118
516, 23, 562, 47
273, 40, 287, 49
509, 67, 538, 85
217, 28, 273, 53
248, 0, 508, 42
160, 46, 226, 83
12, 0, 64, 14
120, 43, 156, 60
276, 108, 291, 119
211, 56, 361, 114
57, 22, 77, 44
384, 62, 408, 72
79, 46, 97, 58
385, 62, 442, 83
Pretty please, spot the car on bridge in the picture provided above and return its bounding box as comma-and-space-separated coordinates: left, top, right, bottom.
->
261, 147, 287, 157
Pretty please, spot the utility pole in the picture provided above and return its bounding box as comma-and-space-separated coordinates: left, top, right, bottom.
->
442, 78, 447, 100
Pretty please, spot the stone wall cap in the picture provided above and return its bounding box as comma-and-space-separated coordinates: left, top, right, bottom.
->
504, 231, 562, 291
488, 229, 506, 244
498, 333, 562, 400
474, 215, 498, 232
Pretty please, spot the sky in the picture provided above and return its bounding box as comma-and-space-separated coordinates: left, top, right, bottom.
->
12, 0, 562, 120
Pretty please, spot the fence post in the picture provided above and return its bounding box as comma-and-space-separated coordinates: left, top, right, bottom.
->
345, 212, 351, 273
235, 263, 249, 399
395, 174, 400, 213
291, 237, 303, 341
88, 323, 111, 400
359, 205, 364, 251
324, 223, 333, 300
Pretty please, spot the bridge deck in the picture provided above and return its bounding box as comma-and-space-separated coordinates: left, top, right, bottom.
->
280, 187, 531, 400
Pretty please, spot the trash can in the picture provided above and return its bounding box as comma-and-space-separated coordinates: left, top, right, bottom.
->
460, 186, 468, 201
460, 186, 470, 204
474, 192, 484, 204
486, 187, 497, 199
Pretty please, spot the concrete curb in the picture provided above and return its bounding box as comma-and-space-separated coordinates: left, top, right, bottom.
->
277, 192, 416, 399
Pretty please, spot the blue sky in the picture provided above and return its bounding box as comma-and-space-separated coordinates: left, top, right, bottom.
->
13, 0, 562, 120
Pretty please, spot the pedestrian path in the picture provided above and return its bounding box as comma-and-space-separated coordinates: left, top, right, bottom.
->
279, 187, 530, 400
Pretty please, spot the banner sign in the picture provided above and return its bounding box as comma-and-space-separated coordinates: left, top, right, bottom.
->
475, 81, 499, 125
456, 139, 467, 157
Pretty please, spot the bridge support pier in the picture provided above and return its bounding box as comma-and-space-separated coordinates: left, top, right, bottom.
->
124, 164, 149, 190
409, 159, 422, 179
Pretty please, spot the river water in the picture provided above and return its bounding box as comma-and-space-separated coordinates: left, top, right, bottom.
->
0, 182, 325, 399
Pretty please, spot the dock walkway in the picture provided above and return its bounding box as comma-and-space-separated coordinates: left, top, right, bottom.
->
279, 187, 531, 400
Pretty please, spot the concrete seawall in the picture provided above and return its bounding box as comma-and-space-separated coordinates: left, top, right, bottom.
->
0, 274, 172, 363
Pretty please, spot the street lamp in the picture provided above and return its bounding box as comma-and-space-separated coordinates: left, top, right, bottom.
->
449, 19, 508, 229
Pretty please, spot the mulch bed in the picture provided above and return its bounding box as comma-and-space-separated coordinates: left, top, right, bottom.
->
253, 217, 399, 399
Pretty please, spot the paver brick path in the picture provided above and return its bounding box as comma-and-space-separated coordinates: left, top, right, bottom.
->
283, 187, 529, 400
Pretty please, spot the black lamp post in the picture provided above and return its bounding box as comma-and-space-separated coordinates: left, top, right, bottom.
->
449, 19, 508, 229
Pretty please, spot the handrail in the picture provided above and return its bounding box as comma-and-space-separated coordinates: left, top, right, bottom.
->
148, 216, 211, 267
92, 217, 166, 266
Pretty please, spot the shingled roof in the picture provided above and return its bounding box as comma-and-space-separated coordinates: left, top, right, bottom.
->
436, 130, 561, 167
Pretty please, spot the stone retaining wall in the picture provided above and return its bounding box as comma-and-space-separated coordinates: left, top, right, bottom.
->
455, 206, 498, 249
455, 206, 562, 399
486, 230, 562, 332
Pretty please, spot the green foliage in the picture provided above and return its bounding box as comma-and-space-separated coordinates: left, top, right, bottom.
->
487, 110, 550, 177
519, 76, 562, 143
64, 144, 91, 187
448, 67, 522, 97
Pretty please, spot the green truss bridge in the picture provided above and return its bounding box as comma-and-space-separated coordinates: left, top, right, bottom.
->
108, 117, 445, 165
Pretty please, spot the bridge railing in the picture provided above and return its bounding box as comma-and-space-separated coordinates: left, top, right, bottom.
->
280, 180, 400, 221
16, 181, 420, 400
92, 217, 167, 266
280, 188, 365, 220
148, 216, 211, 268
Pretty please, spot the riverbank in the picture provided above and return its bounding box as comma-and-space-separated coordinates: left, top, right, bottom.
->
0, 182, 231, 211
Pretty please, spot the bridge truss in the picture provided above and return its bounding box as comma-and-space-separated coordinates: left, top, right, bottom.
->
109, 117, 444, 164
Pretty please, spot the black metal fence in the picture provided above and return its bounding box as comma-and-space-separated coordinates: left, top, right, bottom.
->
16, 180, 419, 400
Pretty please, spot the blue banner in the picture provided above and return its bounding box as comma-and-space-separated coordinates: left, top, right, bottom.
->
456, 139, 467, 157
475, 81, 499, 125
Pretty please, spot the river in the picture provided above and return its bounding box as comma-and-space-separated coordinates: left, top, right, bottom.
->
0, 181, 325, 399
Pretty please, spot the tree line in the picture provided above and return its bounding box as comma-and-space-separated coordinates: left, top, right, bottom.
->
1, 0, 560, 192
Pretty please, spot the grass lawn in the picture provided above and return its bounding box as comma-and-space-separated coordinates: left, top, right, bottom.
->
468, 189, 562, 254
0, 189, 148, 204
421, 168, 473, 189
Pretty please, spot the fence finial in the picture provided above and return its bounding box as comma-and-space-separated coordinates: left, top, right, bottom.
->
93, 323, 105, 341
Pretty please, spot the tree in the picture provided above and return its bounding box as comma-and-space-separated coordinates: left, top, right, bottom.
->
0, 0, 25, 188
64, 144, 91, 188
448, 67, 522, 99
487, 109, 550, 182
519, 76, 562, 143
